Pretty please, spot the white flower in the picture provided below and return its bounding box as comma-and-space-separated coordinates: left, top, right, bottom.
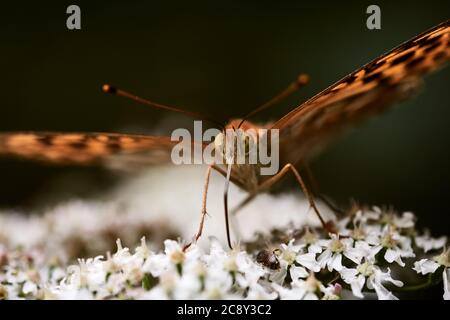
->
142, 253, 170, 277
66, 256, 106, 293
272, 274, 321, 300
289, 265, 309, 281
320, 283, 342, 300
415, 233, 447, 253
279, 240, 302, 266
22, 281, 38, 295
246, 283, 277, 300
376, 227, 415, 266
372, 281, 399, 300
413, 249, 450, 300
164, 240, 186, 265
355, 207, 382, 224
234, 252, 265, 287
299, 229, 323, 254
392, 212, 415, 229
172, 272, 201, 300
317, 235, 362, 272
296, 252, 321, 272
340, 260, 403, 299
135, 237, 151, 260
413, 259, 440, 275
202, 268, 233, 299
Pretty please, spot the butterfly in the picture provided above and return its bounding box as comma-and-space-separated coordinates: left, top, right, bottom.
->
1, 20, 449, 249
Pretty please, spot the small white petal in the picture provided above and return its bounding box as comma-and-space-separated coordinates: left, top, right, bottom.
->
443, 268, 450, 300
372, 282, 398, 300
416, 235, 447, 253
384, 248, 405, 266
317, 249, 332, 269
296, 253, 320, 272
290, 266, 309, 281
22, 281, 38, 295
413, 259, 440, 275
339, 267, 358, 283
307, 243, 323, 254
329, 254, 343, 272
349, 275, 366, 298
375, 268, 403, 288
393, 212, 415, 229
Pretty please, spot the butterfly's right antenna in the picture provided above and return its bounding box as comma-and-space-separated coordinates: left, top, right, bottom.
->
103, 84, 225, 130
237, 74, 309, 129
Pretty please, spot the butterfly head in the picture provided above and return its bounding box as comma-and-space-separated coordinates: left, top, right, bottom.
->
214, 128, 256, 165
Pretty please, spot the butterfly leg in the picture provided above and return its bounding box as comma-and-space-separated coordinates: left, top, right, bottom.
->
183, 164, 226, 251
232, 163, 335, 233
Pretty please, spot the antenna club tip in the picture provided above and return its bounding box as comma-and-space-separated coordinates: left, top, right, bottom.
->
296, 74, 310, 86
102, 84, 117, 94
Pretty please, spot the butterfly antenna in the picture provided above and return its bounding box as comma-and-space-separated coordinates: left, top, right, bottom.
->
238, 74, 309, 129
223, 163, 233, 249
103, 84, 225, 130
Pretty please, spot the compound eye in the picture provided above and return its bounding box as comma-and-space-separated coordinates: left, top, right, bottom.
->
214, 132, 225, 150
244, 133, 255, 154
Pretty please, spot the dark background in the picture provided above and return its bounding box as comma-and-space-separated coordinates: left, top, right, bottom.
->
0, 1, 449, 235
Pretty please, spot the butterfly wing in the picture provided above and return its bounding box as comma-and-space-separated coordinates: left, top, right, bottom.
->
0, 132, 195, 170
272, 20, 450, 166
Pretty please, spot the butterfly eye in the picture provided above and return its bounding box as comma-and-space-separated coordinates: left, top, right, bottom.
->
214, 132, 225, 150
214, 132, 231, 159
243, 134, 252, 154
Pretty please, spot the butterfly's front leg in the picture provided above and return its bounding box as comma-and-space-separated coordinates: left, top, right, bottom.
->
183, 164, 227, 252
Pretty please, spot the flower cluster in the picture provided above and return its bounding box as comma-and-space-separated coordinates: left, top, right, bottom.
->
0, 200, 177, 261
0, 206, 448, 300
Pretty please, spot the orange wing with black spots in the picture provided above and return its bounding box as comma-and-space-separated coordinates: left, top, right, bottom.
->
272, 20, 450, 166
0, 132, 182, 167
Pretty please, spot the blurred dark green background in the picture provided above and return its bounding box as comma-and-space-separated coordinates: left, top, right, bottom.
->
0, 1, 449, 235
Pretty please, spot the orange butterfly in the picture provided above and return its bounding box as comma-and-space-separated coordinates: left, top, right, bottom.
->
1, 20, 449, 249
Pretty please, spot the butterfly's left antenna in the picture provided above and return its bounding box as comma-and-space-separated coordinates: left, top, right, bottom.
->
103, 84, 225, 130
237, 74, 309, 129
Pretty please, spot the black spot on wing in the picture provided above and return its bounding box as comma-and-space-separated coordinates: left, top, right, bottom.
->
433, 51, 448, 63
424, 42, 441, 53
105, 135, 120, 142
106, 143, 122, 152
69, 142, 88, 150
391, 51, 415, 66
417, 34, 443, 48
363, 72, 383, 84
405, 56, 426, 69
37, 135, 54, 146
396, 40, 418, 52
364, 60, 386, 74
345, 74, 358, 84
378, 76, 394, 86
